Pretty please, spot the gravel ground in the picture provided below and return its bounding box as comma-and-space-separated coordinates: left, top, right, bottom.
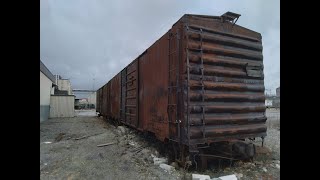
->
264, 108, 280, 160
40, 109, 280, 180
40, 110, 182, 180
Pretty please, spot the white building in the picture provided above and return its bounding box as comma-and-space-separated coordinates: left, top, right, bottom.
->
55, 75, 72, 95
40, 60, 55, 122
49, 95, 75, 118
41, 60, 75, 120
50, 75, 75, 118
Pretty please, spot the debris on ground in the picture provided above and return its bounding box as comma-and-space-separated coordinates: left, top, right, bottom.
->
153, 157, 167, 165
153, 150, 159, 157
234, 173, 243, 179
116, 126, 128, 135
170, 162, 179, 169
97, 142, 115, 147
75, 135, 90, 140
54, 133, 65, 142
262, 167, 267, 172
128, 141, 136, 146
74, 132, 103, 140
192, 173, 211, 180
43, 141, 52, 144
216, 174, 238, 180
159, 163, 175, 172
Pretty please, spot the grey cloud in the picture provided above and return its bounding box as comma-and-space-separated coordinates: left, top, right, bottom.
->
41, 0, 279, 93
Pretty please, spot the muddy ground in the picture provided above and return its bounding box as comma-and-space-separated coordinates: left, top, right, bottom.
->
40, 109, 280, 180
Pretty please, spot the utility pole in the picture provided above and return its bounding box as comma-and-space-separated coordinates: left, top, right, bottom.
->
92, 73, 96, 91
92, 78, 95, 91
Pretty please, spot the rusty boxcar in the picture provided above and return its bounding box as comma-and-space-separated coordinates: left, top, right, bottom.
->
97, 12, 266, 168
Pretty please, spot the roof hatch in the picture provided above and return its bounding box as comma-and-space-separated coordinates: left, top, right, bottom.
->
221, 11, 241, 25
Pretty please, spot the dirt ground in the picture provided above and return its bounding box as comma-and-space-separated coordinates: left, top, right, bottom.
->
40, 109, 280, 180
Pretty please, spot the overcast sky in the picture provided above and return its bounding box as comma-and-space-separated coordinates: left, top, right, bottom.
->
40, 0, 279, 94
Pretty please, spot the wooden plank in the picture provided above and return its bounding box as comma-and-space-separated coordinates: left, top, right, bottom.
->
97, 142, 116, 147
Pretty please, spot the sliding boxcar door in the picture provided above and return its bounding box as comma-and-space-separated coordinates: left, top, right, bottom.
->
125, 60, 139, 128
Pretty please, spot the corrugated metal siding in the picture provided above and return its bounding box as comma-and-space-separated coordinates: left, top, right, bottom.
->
96, 88, 100, 112
121, 69, 127, 121
110, 73, 121, 119
139, 32, 169, 140
183, 15, 267, 145
49, 95, 75, 118
101, 84, 109, 116
124, 60, 139, 127
106, 83, 111, 116
99, 88, 103, 113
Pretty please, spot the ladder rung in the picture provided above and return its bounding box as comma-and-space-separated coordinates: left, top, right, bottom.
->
169, 51, 177, 55
191, 49, 203, 51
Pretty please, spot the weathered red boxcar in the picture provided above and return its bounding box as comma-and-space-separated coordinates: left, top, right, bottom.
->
97, 12, 267, 168
96, 87, 103, 114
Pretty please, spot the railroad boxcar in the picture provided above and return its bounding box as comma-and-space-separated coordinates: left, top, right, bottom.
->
97, 12, 266, 168
96, 87, 102, 114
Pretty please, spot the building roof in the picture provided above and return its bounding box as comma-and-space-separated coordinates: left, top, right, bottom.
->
40, 60, 55, 83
